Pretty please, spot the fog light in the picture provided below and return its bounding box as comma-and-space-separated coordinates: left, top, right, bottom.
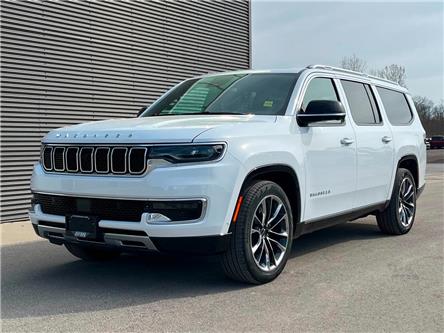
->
144, 200, 204, 223
145, 213, 171, 224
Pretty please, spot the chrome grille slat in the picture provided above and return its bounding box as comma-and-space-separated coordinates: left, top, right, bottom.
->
42, 145, 147, 176
42, 146, 53, 171
53, 147, 65, 172
129, 147, 148, 175
65, 147, 79, 172
111, 147, 128, 174
80, 147, 94, 173
95, 147, 110, 174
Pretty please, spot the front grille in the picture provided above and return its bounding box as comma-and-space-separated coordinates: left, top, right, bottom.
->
42, 145, 148, 176
34, 193, 205, 223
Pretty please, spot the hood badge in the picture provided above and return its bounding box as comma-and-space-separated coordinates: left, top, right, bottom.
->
54, 133, 133, 139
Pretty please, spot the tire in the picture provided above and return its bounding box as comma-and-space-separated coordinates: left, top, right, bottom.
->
221, 181, 293, 284
65, 243, 121, 261
377, 168, 417, 235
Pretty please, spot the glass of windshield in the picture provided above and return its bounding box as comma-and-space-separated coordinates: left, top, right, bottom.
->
142, 73, 299, 117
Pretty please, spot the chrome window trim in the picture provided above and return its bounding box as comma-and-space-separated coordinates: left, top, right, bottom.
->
79, 147, 94, 173
53, 147, 65, 172
65, 147, 79, 172
94, 147, 110, 174
110, 147, 128, 174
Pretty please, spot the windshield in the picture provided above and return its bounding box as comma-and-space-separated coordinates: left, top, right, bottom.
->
142, 73, 299, 117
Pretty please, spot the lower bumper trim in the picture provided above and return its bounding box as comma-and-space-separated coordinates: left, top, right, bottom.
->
33, 222, 230, 255
150, 235, 231, 255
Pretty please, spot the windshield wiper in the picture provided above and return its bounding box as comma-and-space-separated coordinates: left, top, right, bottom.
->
200, 111, 249, 115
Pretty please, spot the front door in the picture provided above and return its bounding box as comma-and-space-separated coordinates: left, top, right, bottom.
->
298, 77, 357, 222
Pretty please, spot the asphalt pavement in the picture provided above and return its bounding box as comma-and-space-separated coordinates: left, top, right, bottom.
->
1, 151, 443, 332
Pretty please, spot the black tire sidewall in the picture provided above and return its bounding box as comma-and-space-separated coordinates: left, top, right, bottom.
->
240, 181, 293, 283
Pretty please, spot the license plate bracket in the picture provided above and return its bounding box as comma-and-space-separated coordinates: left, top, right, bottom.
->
66, 215, 100, 240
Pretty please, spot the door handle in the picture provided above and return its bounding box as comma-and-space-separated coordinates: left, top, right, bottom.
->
340, 138, 354, 145
382, 136, 392, 143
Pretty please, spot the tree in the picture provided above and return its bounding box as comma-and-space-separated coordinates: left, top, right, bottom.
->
413, 96, 444, 136
413, 96, 434, 121
371, 64, 407, 87
340, 54, 367, 72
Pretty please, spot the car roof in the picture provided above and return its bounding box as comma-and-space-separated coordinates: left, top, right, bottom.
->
194, 64, 408, 94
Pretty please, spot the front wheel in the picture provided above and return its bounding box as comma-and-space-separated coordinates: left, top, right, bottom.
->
377, 168, 417, 235
221, 181, 293, 284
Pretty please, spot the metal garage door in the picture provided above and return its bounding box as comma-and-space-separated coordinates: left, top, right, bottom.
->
0, 0, 250, 221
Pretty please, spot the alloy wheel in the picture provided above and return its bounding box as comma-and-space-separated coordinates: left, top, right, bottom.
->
398, 177, 415, 227
250, 195, 289, 271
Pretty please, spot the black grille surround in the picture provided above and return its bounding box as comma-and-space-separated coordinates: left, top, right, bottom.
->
33, 193, 205, 223
41, 145, 148, 176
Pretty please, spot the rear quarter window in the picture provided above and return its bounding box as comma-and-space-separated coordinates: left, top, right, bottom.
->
376, 87, 413, 125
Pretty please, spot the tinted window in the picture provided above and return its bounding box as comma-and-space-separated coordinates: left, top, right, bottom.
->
341, 80, 380, 125
376, 87, 413, 125
143, 73, 299, 117
302, 78, 338, 111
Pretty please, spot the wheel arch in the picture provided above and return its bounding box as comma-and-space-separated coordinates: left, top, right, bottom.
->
230, 164, 302, 236
397, 154, 419, 188
386, 154, 419, 203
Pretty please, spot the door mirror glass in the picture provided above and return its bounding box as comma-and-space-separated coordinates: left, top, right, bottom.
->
297, 100, 346, 126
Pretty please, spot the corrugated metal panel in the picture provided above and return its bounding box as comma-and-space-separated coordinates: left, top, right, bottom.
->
0, 0, 250, 221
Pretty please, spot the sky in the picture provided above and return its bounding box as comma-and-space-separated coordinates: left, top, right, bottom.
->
252, 1, 444, 103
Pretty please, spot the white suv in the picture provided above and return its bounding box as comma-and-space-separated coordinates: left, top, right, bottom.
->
30, 65, 426, 284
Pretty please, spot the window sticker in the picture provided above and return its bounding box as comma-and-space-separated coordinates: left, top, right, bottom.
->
263, 100, 273, 108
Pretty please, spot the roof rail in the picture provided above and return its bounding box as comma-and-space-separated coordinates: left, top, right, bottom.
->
305, 64, 400, 86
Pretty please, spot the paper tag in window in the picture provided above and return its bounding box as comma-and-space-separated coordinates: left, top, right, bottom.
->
263, 100, 273, 108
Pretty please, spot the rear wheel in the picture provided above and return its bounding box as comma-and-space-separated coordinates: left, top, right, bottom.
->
377, 168, 416, 235
221, 181, 293, 284
65, 243, 121, 261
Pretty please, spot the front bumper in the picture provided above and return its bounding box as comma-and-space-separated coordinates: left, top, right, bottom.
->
29, 151, 245, 250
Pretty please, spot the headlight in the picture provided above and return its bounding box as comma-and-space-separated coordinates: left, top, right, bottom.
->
149, 144, 225, 163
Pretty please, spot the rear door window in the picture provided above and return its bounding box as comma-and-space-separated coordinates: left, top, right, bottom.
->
376, 87, 413, 125
341, 80, 381, 125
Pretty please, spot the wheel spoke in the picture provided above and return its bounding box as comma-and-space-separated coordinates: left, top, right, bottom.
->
403, 184, 413, 199
266, 203, 283, 227
404, 204, 414, 217
268, 214, 286, 231
256, 240, 265, 262
403, 200, 414, 208
264, 241, 271, 269
267, 236, 286, 252
265, 238, 277, 266
400, 206, 407, 224
261, 200, 267, 226
268, 229, 288, 238
252, 236, 262, 254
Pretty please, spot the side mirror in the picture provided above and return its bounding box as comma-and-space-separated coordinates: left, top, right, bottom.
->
296, 100, 346, 126
137, 106, 147, 117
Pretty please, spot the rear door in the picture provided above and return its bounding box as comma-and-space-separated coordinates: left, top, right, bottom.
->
339, 80, 395, 207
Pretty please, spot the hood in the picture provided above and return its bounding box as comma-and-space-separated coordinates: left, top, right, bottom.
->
43, 115, 277, 144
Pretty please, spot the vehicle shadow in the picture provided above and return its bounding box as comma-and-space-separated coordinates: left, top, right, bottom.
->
1, 219, 384, 320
